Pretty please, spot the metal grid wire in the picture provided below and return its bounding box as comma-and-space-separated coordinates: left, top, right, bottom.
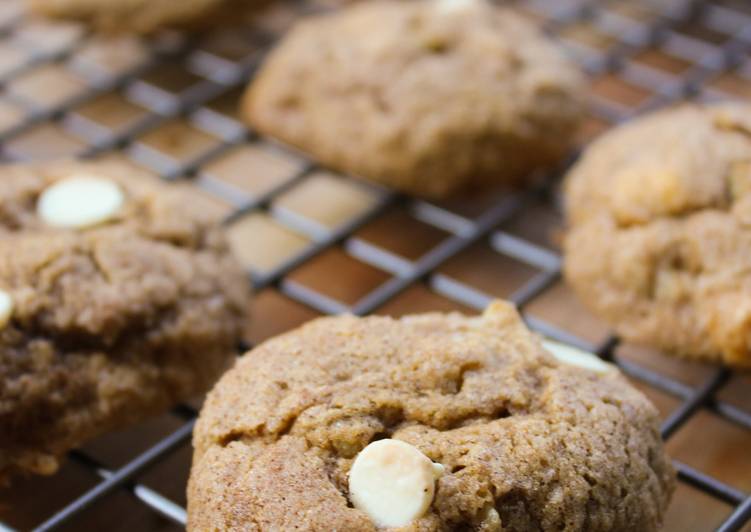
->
0, 0, 750, 529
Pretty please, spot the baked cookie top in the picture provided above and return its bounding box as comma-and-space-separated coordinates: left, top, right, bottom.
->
243, 0, 584, 198
28, 0, 253, 33
563, 103, 751, 366
188, 301, 674, 531
0, 160, 249, 478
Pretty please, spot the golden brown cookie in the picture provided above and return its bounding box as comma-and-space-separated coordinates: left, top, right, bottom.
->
243, 0, 585, 199
564, 102, 751, 367
28, 0, 259, 33
0, 160, 249, 480
188, 301, 674, 531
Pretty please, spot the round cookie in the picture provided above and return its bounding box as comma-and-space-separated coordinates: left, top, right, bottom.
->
243, 0, 585, 199
0, 160, 249, 480
28, 0, 259, 33
563, 102, 751, 367
188, 301, 674, 531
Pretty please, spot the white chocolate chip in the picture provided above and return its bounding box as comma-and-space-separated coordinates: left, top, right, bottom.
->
37, 176, 124, 229
0, 290, 13, 329
435, 0, 479, 14
349, 439, 444, 528
543, 340, 615, 375
479, 505, 501, 530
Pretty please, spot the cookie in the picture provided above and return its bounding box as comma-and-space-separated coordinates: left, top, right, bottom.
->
243, 0, 585, 199
188, 301, 674, 530
563, 102, 751, 367
28, 0, 257, 33
0, 160, 249, 480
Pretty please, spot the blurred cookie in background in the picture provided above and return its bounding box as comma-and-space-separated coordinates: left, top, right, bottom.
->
28, 0, 267, 33
0, 160, 250, 481
564, 102, 751, 367
244, 0, 585, 199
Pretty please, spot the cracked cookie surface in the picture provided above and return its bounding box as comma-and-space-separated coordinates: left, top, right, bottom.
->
188, 301, 674, 531
564, 103, 751, 367
243, 0, 584, 199
0, 160, 249, 480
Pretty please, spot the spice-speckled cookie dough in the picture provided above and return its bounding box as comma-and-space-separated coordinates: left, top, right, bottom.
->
0, 160, 249, 480
28, 0, 259, 33
564, 103, 751, 367
243, 0, 585, 199
188, 301, 674, 531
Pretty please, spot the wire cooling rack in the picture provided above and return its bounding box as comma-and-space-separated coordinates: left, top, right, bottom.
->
0, 0, 750, 530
